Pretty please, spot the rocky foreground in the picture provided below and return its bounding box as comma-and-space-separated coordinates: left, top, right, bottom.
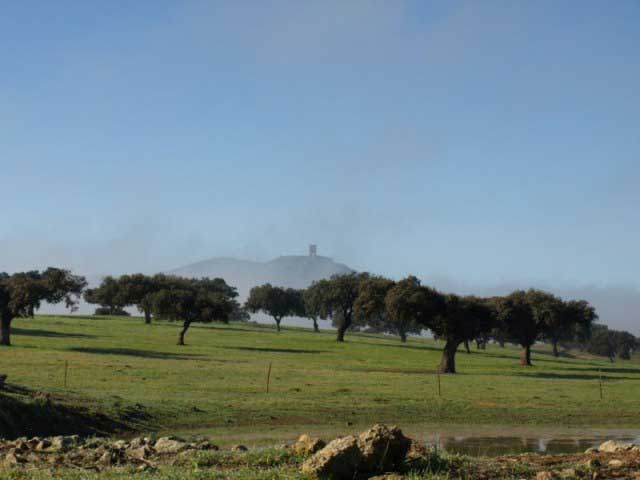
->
1, 425, 639, 479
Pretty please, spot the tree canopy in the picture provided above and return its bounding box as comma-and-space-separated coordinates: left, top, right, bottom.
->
353, 275, 396, 336
0, 268, 86, 346
384, 276, 441, 344
305, 273, 369, 342
244, 284, 302, 333
149, 276, 236, 345
83, 276, 126, 316
425, 294, 493, 373
494, 290, 538, 366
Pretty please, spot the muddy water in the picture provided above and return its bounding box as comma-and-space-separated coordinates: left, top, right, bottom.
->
431, 434, 639, 456
192, 423, 640, 457
419, 427, 640, 456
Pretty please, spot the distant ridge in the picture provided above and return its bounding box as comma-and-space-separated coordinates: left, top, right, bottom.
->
169, 255, 353, 298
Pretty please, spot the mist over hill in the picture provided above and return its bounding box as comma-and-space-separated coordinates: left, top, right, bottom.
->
36, 254, 638, 335
166, 254, 353, 329
169, 255, 353, 300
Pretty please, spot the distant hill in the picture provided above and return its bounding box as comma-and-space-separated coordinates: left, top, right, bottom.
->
169, 255, 353, 298
40, 255, 352, 317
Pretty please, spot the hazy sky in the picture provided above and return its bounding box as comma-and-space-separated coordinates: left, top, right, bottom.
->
2, 1, 640, 330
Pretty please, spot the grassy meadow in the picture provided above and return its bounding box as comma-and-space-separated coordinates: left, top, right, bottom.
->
1, 314, 639, 442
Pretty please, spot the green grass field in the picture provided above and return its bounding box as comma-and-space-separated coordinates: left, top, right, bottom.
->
1, 315, 639, 442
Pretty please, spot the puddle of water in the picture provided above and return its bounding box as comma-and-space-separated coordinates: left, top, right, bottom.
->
424, 432, 640, 457
190, 422, 640, 457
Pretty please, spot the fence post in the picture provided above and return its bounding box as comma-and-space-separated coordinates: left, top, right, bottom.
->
598, 368, 603, 400
266, 361, 272, 393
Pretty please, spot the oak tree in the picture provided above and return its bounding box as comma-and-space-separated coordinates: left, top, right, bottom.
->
0, 268, 86, 346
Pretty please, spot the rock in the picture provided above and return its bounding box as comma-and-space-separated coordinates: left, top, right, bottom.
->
47, 455, 64, 466
356, 424, 412, 473
599, 440, 633, 453
98, 451, 114, 466
26, 437, 41, 449
584, 447, 598, 454
536, 472, 554, 480
128, 437, 146, 448
112, 440, 129, 450
154, 437, 188, 454
137, 463, 156, 472
84, 438, 105, 449
13, 441, 28, 453
608, 459, 624, 468
25, 453, 41, 464
560, 468, 576, 478
50, 436, 75, 452
231, 444, 248, 452
293, 434, 326, 455
3, 452, 20, 467
127, 445, 152, 460
301, 425, 413, 480
195, 440, 218, 451
406, 440, 428, 458
369, 475, 405, 480
301, 435, 362, 480
584, 458, 601, 469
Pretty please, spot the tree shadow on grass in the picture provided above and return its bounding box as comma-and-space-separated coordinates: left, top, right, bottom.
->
221, 346, 325, 354
14, 328, 97, 339
554, 365, 640, 375
512, 371, 638, 381
194, 324, 278, 334
353, 340, 442, 353
347, 367, 438, 375
482, 351, 598, 366
68, 347, 207, 360
531, 348, 576, 359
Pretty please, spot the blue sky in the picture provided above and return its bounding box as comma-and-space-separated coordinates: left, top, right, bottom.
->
2, 1, 640, 325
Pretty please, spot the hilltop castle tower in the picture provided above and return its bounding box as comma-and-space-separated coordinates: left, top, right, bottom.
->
308, 244, 317, 257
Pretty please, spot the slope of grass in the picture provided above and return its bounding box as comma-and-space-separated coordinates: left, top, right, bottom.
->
0, 315, 639, 439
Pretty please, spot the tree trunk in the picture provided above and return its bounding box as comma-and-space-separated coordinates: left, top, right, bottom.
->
520, 344, 532, 366
0, 314, 11, 346
144, 310, 151, 325
275, 317, 281, 333
552, 339, 559, 357
313, 319, 319, 333
336, 324, 347, 342
498, 339, 505, 348
399, 329, 407, 343
336, 313, 351, 342
464, 340, 471, 354
178, 320, 191, 346
439, 339, 460, 374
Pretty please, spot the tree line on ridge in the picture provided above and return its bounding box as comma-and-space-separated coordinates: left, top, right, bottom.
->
1, 269, 638, 374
